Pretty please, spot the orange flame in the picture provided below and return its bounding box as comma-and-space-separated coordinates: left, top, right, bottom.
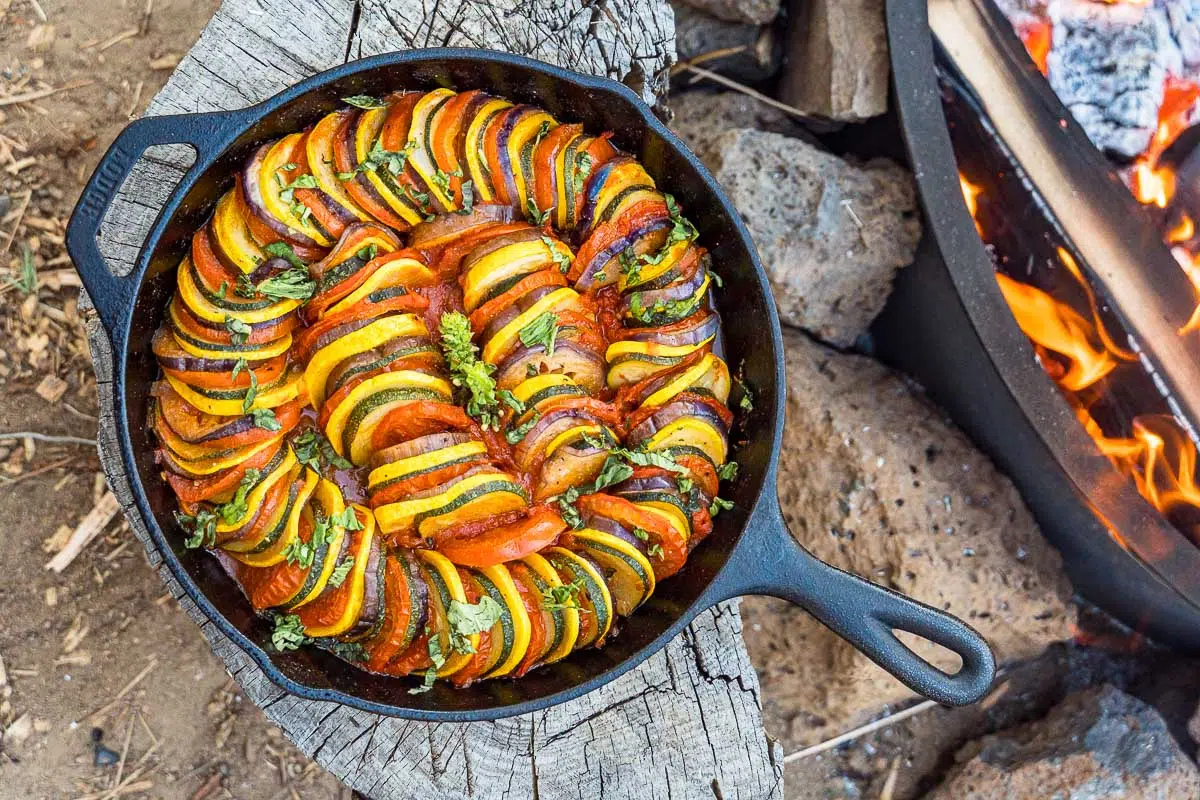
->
959, 176, 984, 234
994, 272, 1119, 391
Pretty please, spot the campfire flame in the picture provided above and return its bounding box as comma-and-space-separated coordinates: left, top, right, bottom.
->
960, 178, 1200, 548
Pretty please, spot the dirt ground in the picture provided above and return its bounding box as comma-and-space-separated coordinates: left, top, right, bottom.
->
0, 1, 344, 797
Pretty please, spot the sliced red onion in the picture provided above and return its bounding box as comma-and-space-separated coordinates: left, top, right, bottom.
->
371, 431, 473, 470
574, 218, 670, 291
626, 399, 729, 447
620, 266, 707, 318
247, 256, 293, 284
622, 311, 718, 348
581, 513, 650, 555
409, 204, 514, 248
496, 340, 606, 393
402, 464, 501, 502
240, 145, 325, 250
575, 156, 634, 234
612, 475, 678, 496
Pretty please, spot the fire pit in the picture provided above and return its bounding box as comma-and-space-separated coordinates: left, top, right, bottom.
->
876, 0, 1200, 649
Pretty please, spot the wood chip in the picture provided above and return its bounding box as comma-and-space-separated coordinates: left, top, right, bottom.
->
4, 712, 32, 745
43, 524, 73, 553
26, 23, 55, 51
44, 586, 57, 607
0, 651, 7, 688
62, 614, 89, 653
35, 374, 68, 403
148, 53, 180, 70
45, 491, 120, 573
54, 651, 91, 667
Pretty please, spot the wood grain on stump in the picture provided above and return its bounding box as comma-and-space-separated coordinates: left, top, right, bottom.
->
82, 1, 783, 797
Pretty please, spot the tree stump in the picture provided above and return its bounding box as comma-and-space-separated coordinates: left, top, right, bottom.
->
82, 1, 784, 798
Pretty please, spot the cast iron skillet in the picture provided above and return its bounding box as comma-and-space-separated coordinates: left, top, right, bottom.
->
67, 49, 995, 721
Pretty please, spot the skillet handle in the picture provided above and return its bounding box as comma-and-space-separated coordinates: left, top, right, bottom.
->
66, 110, 247, 339
708, 490, 996, 706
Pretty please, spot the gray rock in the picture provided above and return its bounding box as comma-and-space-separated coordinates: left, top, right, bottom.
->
667, 89, 810, 163
778, 0, 889, 121
701, 128, 919, 346
927, 685, 1200, 800
674, 0, 778, 26
671, 2, 780, 84
1047, 0, 1179, 158
742, 331, 1075, 747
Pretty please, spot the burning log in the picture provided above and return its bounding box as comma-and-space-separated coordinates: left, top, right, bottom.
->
932, 0, 1200, 461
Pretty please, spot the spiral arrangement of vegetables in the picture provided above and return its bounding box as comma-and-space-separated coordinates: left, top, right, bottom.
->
149, 89, 738, 690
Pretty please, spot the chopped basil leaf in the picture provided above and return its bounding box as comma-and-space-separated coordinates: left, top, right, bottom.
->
241, 368, 259, 415
231, 357, 248, 379
517, 311, 558, 356
446, 596, 503, 655
505, 412, 541, 445
525, 197, 551, 226
717, 461, 739, 481
262, 241, 306, 269
557, 486, 584, 530
542, 578, 589, 613
216, 281, 228, 299
542, 236, 572, 273
327, 557, 355, 589
343, 94, 386, 109
292, 429, 353, 472
498, 389, 526, 415
647, 542, 664, 560
675, 476, 694, 495
251, 408, 281, 431
591, 455, 633, 492
271, 614, 308, 651
632, 527, 650, 542
408, 632, 445, 694
176, 509, 217, 549
709, 496, 735, 517
331, 506, 364, 531
458, 179, 475, 214
217, 468, 261, 525
224, 316, 252, 345
234, 273, 257, 298
439, 311, 501, 429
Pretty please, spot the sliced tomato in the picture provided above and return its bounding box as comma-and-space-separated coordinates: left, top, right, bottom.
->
238, 513, 312, 609
436, 505, 566, 567
162, 440, 282, 506
676, 453, 719, 499
532, 123, 582, 216
625, 390, 733, 433
369, 456, 491, 508
576, 493, 688, 579
365, 401, 477, 451
294, 292, 428, 362
468, 268, 567, 332
569, 198, 669, 284
429, 222, 531, 279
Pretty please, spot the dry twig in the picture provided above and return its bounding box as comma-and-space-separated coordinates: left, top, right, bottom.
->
45, 492, 120, 573
0, 431, 97, 446
674, 64, 822, 123
0, 81, 94, 108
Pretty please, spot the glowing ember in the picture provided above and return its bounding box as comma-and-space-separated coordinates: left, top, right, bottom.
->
1017, 19, 1051, 76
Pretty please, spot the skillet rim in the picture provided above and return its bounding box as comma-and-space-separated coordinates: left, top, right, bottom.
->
102, 47, 787, 722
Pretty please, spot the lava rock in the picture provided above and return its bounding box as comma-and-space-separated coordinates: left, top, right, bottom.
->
671, 2, 781, 84
674, 0, 778, 26
667, 89, 812, 163
927, 685, 1200, 799
741, 331, 1075, 747
778, 0, 889, 121
699, 128, 919, 346
1046, 0, 1179, 159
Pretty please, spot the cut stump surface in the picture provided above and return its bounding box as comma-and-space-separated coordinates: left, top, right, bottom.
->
82, 1, 783, 798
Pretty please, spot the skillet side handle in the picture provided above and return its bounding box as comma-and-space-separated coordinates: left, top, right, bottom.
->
66, 110, 246, 339
708, 494, 996, 707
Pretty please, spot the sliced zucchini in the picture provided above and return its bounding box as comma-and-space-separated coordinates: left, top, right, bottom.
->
304, 313, 428, 409
568, 530, 655, 616
417, 550, 477, 677
373, 471, 528, 540
545, 546, 613, 649
475, 564, 531, 679
229, 466, 319, 564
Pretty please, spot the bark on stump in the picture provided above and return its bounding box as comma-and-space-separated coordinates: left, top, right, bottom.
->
81, 1, 783, 798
